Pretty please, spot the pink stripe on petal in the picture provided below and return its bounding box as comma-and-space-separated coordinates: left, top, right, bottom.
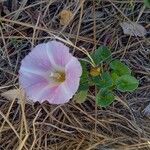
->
50, 83, 73, 104
37, 86, 58, 103
19, 72, 48, 88
25, 82, 48, 102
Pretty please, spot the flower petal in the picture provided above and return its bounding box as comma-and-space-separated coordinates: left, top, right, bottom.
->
46, 41, 72, 68
19, 70, 49, 102
49, 82, 73, 104
65, 57, 82, 78
20, 43, 54, 76
28, 82, 72, 104
19, 71, 48, 88
28, 85, 58, 103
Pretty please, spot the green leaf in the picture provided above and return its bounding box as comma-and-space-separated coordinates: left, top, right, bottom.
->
110, 60, 131, 76
96, 89, 115, 107
111, 72, 119, 83
116, 75, 139, 92
78, 61, 89, 91
74, 90, 88, 104
144, 0, 150, 8
91, 76, 101, 86
91, 72, 113, 89
92, 46, 112, 65
79, 83, 89, 91
80, 61, 88, 80
99, 72, 113, 88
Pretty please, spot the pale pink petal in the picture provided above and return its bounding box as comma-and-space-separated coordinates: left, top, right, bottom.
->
65, 57, 82, 78
25, 82, 48, 102
30, 83, 71, 104
65, 76, 80, 96
27, 85, 58, 103
19, 71, 48, 102
49, 83, 73, 104
19, 71, 48, 88
20, 43, 54, 76
46, 41, 72, 68
64, 57, 82, 95
29, 82, 71, 104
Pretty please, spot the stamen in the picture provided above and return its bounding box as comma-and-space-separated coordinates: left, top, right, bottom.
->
49, 71, 65, 83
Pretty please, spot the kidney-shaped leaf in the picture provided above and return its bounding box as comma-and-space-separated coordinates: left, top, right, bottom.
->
99, 71, 113, 88
92, 46, 112, 65
96, 89, 115, 107
110, 60, 131, 76
116, 75, 139, 92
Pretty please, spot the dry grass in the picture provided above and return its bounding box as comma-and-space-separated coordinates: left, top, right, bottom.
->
0, 0, 150, 149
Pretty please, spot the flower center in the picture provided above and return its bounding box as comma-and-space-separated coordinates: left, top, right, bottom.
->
49, 71, 66, 83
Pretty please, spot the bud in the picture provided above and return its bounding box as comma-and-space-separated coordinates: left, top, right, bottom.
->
90, 67, 101, 77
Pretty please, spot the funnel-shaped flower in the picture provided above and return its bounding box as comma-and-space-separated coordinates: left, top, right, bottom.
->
19, 41, 82, 104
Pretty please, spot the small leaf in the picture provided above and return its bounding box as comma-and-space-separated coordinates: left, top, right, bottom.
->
110, 60, 131, 76
91, 76, 101, 87
96, 89, 115, 107
116, 75, 139, 92
144, 0, 150, 8
120, 22, 147, 37
78, 82, 89, 91
80, 61, 88, 80
59, 10, 73, 25
1, 88, 33, 104
99, 72, 113, 88
78, 61, 89, 91
92, 46, 112, 65
74, 90, 88, 104
111, 72, 119, 83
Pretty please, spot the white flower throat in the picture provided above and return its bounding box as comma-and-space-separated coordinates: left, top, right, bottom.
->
49, 71, 66, 83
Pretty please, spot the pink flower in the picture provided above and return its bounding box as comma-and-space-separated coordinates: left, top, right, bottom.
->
19, 41, 82, 104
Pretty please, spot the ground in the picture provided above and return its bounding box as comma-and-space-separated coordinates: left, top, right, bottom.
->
0, 0, 150, 150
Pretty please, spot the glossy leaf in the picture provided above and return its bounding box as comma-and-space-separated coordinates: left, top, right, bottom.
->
96, 89, 115, 107
110, 60, 131, 76
116, 75, 139, 92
